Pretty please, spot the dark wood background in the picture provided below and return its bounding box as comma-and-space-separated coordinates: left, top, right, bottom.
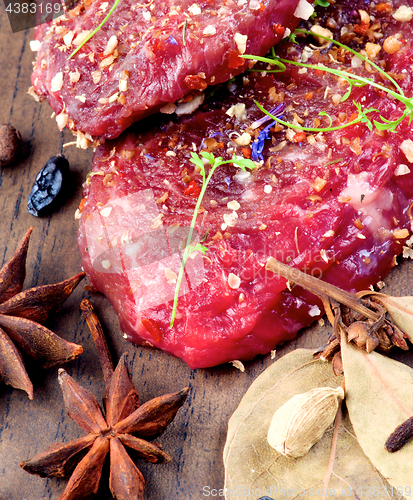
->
1, 5, 413, 500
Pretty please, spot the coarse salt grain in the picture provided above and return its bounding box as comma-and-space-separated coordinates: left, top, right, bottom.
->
395, 164, 410, 176
309, 305, 321, 317
264, 185, 272, 194
100, 207, 112, 217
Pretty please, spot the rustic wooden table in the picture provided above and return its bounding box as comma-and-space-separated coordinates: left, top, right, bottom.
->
1, 5, 413, 500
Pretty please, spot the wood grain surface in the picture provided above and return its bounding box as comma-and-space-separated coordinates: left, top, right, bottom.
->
1, 5, 413, 500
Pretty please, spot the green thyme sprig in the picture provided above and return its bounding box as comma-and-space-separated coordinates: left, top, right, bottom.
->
243, 29, 412, 134
69, 0, 121, 59
170, 152, 256, 327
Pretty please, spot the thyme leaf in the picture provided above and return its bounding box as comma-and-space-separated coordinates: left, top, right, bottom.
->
69, 0, 121, 59
243, 29, 411, 134
183, 18, 188, 46
170, 152, 256, 327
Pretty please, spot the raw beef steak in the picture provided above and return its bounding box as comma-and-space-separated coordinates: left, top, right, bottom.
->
78, 0, 413, 368
30, 0, 309, 145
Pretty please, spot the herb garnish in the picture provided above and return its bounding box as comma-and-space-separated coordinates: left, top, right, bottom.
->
183, 18, 188, 46
243, 29, 412, 134
69, 0, 121, 59
170, 152, 256, 327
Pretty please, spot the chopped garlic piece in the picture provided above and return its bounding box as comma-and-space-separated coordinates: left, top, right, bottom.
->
230, 360, 245, 371
234, 132, 251, 146
160, 103, 177, 114
104, 35, 118, 56
393, 5, 413, 22
227, 200, 240, 211
234, 32, 248, 54
293, 0, 314, 20
226, 103, 247, 121
188, 3, 201, 15
203, 25, 216, 36
228, 273, 241, 289
30, 40, 41, 51
400, 140, 413, 163
73, 31, 91, 46
56, 112, 68, 130
50, 72, 63, 92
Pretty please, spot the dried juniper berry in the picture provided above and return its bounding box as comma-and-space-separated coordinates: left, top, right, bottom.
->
27, 155, 71, 217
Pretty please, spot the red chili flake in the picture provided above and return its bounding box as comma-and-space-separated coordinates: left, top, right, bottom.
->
228, 49, 245, 69
273, 23, 285, 36
242, 147, 252, 159
184, 180, 201, 197
354, 22, 370, 35
313, 69, 325, 76
259, 3, 265, 11
141, 316, 163, 342
376, 2, 392, 13
184, 74, 208, 90
77, 197, 86, 214
293, 132, 306, 143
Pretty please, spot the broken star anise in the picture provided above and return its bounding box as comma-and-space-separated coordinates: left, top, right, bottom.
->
265, 258, 409, 369
0, 227, 84, 399
20, 299, 189, 500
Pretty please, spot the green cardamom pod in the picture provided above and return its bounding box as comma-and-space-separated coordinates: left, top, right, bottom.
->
267, 386, 344, 458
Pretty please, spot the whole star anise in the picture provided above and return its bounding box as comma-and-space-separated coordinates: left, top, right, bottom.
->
0, 228, 84, 398
20, 299, 189, 500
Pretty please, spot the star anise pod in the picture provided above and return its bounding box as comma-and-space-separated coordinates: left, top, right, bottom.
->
0, 228, 85, 398
20, 299, 189, 500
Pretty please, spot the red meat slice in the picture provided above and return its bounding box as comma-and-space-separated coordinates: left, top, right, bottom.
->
78, 0, 413, 368
30, 0, 308, 145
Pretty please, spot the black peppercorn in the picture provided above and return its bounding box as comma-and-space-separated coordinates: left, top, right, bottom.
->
0, 124, 22, 167
28, 155, 71, 217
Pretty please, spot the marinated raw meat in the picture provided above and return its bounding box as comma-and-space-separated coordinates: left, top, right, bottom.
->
78, 0, 413, 368
30, 0, 309, 145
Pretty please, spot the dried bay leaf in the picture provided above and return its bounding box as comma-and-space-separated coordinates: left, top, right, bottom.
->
341, 334, 413, 493
224, 349, 395, 500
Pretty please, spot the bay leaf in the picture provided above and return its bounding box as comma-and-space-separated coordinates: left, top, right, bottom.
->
224, 349, 395, 500
341, 334, 413, 493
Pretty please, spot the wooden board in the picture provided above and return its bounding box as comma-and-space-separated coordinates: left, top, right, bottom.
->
1, 6, 413, 500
